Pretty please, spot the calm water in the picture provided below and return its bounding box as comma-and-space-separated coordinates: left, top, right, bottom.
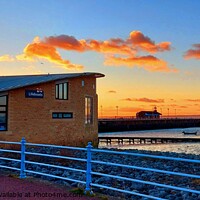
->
98, 127, 200, 155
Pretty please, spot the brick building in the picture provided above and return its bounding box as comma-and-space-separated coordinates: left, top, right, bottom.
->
0, 72, 104, 146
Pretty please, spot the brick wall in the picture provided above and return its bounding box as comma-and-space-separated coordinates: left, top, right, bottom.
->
0, 76, 98, 147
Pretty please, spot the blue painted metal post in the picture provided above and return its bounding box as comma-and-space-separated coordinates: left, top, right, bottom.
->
85, 142, 92, 194
20, 137, 26, 178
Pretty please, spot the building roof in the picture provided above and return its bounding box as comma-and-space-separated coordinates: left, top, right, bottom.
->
137, 110, 162, 115
0, 72, 104, 92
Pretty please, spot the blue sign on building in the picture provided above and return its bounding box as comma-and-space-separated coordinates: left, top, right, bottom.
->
25, 90, 44, 98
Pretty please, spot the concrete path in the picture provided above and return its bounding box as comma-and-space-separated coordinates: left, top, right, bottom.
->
0, 175, 98, 200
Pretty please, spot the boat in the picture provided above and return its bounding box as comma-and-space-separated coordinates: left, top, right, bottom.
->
182, 131, 197, 135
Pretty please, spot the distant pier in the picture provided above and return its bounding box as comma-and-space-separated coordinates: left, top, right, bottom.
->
98, 118, 200, 133
98, 136, 200, 145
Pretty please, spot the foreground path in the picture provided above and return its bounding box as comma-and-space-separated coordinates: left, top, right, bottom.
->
0, 175, 98, 200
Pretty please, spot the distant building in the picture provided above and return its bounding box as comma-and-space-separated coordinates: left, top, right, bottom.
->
136, 108, 161, 119
0, 72, 104, 146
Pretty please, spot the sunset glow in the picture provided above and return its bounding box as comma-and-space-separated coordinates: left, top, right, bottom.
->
0, 0, 200, 117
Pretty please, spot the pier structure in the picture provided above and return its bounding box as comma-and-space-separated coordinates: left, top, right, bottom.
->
98, 118, 200, 133
98, 136, 200, 145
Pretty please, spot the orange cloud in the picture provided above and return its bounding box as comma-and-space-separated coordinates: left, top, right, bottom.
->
185, 99, 200, 102
119, 107, 143, 113
0, 55, 14, 62
16, 54, 35, 62
87, 39, 135, 55
41, 31, 173, 71
165, 104, 188, 109
105, 55, 177, 72
179, 105, 188, 108
108, 90, 117, 93
122, 98, 134, 101
184, 44, 200, 60
122, 97, 164, 103
128, 31, 171, 53
101, 106, 142, 114
42, 31, 171, 56
22, 39, 84, 70
44, 35, 87, 52
0, 31, 174, 72
44, 36, 134, 55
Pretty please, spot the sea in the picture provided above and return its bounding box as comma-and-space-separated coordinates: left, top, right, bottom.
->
98, 127, 200, 155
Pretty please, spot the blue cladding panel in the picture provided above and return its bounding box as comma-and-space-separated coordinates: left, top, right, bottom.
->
25, 90, 44, 98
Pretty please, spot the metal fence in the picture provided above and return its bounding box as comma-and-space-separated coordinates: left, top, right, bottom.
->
0, 137, 199, 199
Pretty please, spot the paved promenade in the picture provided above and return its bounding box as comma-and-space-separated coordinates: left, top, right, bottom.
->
0, 175, 97, 200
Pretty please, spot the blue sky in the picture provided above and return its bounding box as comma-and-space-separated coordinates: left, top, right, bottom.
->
0, 0, 200, 116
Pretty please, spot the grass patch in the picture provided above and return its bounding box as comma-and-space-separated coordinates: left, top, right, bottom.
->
70, 187, 84, 195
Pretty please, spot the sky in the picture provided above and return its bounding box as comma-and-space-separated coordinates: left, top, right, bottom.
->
0, 0, 200, 117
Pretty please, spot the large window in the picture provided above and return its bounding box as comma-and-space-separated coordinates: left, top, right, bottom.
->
85, 96, 93, 124
0, 95, 7, 131
55, 82, 68, 100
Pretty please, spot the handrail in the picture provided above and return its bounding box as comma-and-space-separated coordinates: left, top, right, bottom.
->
25, 151, 87, 162
24, 170, 86, 184
0, 138, 199, 199
25, 160, 86, 173
26, 142, 86, 151
91, 183, 166, 200
0, 165, 20, 171
92, 148, 200, 163
0, 157, 21, 163
91, 160, 200, 179
0, 149, 21, 154
0, 141, 21, 145
91, 172, 200, 194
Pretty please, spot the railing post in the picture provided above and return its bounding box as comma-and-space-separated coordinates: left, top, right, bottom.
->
20, 137, 26, 178
85, 142, 92, 194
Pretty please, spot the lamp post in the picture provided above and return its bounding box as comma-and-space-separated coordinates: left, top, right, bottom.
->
160, 108, 162, 118
167, 108, 169, 118
100, 105, 103, 118
116, 106, 119, 118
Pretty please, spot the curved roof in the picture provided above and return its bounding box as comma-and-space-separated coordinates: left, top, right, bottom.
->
0, 72, 104, 92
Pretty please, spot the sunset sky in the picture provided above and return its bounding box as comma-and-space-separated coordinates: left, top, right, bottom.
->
0, 0, 200, 117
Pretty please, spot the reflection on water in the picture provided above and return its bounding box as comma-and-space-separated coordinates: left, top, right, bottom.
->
98, 127, 200, 155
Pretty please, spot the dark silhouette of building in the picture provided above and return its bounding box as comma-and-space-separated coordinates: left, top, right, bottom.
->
136, 107, 161, 119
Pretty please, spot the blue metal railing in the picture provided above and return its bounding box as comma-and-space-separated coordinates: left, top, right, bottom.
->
0, 137, 199, 199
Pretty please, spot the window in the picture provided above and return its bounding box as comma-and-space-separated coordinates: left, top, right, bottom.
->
85, 96, 93, 124
0, 95, 7, 131
52, 112, 73, 119
82, 80, 85, 87
55, 82, 68, 100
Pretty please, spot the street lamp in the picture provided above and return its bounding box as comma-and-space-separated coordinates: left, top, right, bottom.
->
100, 105, 103, 118
167, 108, 169, 118
116, 106, 119, 118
